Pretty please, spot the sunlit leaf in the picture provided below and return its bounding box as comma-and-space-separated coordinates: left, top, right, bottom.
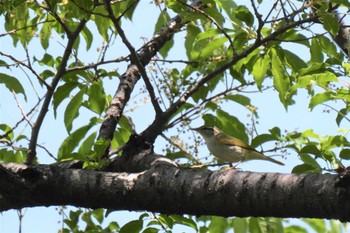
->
81, 26, 93, 51
232, 218, 248, 233
292, 164, 321, 174
251, 134, 279, 148
58, 123, 95, 161
53, 81, 79, 118
120, 220, 143, 233
154, 10, 172, 58
270, 48, 290, 107
251, 54, 270, 90
92, 208, 104, 224
308, 92, 332, 111
0, 73, 27, 100
302, 219, 327, 233
217, 109, 248, 143
310, 38, 323, 63
233, 5, 254, 27
208, 216, 228, 232
64, 88, 85, 133
320, 13, 339, 37
87, 82, 106, 115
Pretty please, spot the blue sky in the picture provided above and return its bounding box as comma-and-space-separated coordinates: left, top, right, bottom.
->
0, 0, 348, 232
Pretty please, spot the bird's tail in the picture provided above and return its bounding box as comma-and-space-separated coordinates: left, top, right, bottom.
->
246, 151, 285, 165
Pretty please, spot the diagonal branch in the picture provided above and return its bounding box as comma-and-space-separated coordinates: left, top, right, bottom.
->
98, 2, 194, 147
26, 19, 87, 165
104, 0, 163, 115
141, 15, 319, 144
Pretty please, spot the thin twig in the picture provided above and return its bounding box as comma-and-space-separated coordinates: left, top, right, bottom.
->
0, 51, 50, 89
35, 142, 57, 161
12, 91, 34, 128
0, 96, 43, 140
66, 56, 129, 72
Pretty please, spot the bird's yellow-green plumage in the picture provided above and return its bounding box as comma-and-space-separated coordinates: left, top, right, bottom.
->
191, 125, 284, 165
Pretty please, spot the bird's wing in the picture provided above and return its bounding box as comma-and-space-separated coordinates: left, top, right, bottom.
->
216, 132, 258, 152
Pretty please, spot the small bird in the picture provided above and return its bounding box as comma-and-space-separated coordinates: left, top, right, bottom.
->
191, 125, 284, 165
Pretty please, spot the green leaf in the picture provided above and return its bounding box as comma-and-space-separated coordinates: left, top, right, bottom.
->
251, 55, 270, 90
270, 48, 290, 107
299, 145, 321, 157
185, 23, 201, 59
0, 124, 13, 140
283, 50, 307, 72
58, 124, 94, 161
142, 227, 159, 233
120, 220, 143, 233
217, 109, 248, 143
336, 107, 350, 126
196, 28, 221, 41
87, 82, 106, 115
53, 81, 79, 118
39, 20, 51, 50
108, 221, 120, 231
299, 153, 321, 168
203, 113, 221, 127
310, 38, 323, 63
93, 138, 111, 159
0, 73, 27, 100
40, 70, 55, 81
233, 5, 254, 27
208, 216, 228, 233
248, 218, 261, 233
198, 36, 227, 60
170, 215, 198, 231
284, 225, 308, 233
81, 26, 93, 51
319, 36, 339, 58
302, 219, 327, 233
308, 92, 332, 111
154, 10, 172, 58
64, 209, 83, 230
191, 28, 227, 60
92, 209, 104, 224
339, 148, 350, 160
36, 53, 55, 67
232, 218, 248, 233
93, 9, 110, 40
292, 164, 321, 174
269, 127, 282, 137
224, 94, 251, 107
78, 132, 97, 154
64, 88, 85, 133
320, 13, 339, 37
233, 30, 249, 51
220, 0, 239, 28
251, 134, 278, 148
299, 62, 326, 77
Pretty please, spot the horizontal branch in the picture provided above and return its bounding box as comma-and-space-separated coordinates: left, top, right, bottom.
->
1, 160, 350, 221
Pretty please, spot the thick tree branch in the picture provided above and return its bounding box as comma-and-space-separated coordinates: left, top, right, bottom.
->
98, 5, 186, 144
104, 0, 163, 115
1, 160, 350, 221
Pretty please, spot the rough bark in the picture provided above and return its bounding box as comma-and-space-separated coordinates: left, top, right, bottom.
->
1, 154, 350, 221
